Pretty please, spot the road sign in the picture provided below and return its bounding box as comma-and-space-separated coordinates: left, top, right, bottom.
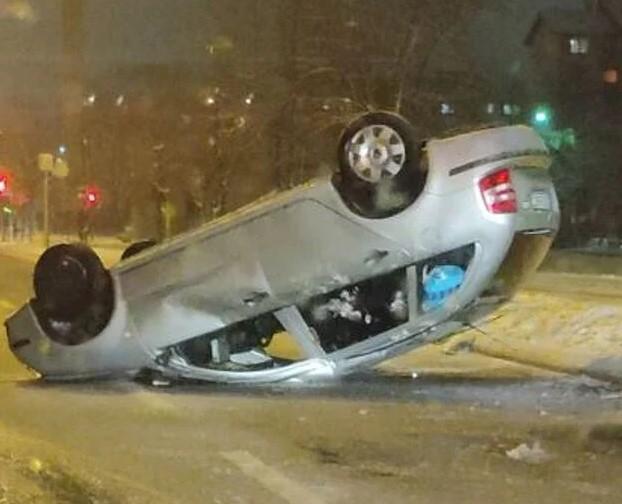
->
52, 158, 69, 179
38, 153, 54, 173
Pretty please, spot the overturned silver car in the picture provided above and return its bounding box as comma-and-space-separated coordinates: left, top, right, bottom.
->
5, 113, 559, 383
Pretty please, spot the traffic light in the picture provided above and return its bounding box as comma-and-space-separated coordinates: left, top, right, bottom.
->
531, 105, 553, 129
0, 170, 10, 198
80, 184, 101, 209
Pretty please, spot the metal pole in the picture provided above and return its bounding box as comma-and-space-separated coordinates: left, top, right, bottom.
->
164, 205, 172, 240
43, 171, 50, 249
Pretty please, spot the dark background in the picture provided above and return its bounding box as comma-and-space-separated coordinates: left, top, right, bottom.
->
0, 0, 618, 245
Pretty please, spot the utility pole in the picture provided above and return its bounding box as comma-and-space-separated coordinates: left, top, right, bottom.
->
43, 171, 50, 248
60, 0, 85, 176
38, 154, 54, 248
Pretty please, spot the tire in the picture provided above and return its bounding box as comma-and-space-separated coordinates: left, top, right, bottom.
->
121, 239, 157, 260
335, 111, 426, 218
33, 244, 114, 345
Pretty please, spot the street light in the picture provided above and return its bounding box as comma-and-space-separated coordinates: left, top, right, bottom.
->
84, 93, 96, 106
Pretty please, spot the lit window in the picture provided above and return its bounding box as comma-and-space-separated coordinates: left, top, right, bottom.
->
604, 68, 619, 84
500, 104, 521, 116
569, 36, 589, 55
440, 102, 455, 115
486, 103, 496, 114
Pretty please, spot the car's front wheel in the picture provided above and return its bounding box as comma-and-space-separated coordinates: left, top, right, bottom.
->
32, 243, 114, 345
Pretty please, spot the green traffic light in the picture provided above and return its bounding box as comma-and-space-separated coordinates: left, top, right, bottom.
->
534, 111, 548, 123
532, 106, 552, 127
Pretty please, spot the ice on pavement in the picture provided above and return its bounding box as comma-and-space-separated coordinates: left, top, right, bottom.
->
475, 289, 622, 361
506, 441, 553, 465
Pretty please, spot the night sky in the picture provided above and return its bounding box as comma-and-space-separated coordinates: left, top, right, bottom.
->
0, 0, 577, 69
0, 0, 593, 111
0, 0, 214, 66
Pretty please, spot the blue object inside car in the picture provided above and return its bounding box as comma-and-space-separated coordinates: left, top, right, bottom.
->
422, 265, 465, 312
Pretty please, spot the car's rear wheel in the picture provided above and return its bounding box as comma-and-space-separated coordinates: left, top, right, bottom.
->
335, 111, 426, 218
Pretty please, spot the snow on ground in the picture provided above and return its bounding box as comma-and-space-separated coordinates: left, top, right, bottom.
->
484, 291, 622, 351
2, 240, 622, 382
0, 234, 124, 267
383, 268, 622, 381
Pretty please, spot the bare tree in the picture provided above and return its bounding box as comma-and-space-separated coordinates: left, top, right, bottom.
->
265, 0, 486, 188
63, 0, 489, 238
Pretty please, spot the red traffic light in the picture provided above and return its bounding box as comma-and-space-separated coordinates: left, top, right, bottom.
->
0, 169, 11, 198
80, 184, 102, 209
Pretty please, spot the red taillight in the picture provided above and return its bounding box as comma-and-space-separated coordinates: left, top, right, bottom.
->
479, 167, 517, 214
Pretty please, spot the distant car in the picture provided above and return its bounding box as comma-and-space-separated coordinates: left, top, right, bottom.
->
5, 113, 559, 384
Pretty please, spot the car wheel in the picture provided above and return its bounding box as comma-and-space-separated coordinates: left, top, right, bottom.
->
33, 244, 114, 345
335, 111, 426, 218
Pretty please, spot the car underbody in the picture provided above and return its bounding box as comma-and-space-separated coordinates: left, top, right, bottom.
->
5, 118, 560, 384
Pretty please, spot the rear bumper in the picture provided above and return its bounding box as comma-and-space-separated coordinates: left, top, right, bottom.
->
487, 231, 555, 298
464, 230, 555, 325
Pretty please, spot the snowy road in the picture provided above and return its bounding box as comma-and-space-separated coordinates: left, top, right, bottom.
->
2, 377, 622, 503
2, 251, 622, 502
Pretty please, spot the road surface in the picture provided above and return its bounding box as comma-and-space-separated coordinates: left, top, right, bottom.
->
1, 250, 622, 503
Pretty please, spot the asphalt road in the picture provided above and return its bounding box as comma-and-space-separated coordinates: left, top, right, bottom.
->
0, 252, 35, 380
2, 251, 622, 503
